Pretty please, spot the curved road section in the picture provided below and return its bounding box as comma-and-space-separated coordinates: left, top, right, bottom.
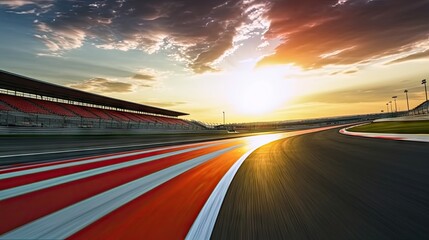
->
0, 127, 332, 239
1, 126, 428, 239
212, 127, 429, 239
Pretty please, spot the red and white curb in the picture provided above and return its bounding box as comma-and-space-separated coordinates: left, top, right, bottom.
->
339, 127, 429, 143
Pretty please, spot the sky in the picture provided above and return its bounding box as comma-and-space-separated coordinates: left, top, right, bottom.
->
0, 0, 428, 123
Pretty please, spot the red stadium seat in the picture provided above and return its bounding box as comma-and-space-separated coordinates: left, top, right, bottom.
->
0, 94, 189, 126
156, 116, 187, 125
120, 112, 143, 122
139, 114, 158, 123
179, 119, 190, 126
155, 116, 171, 124
62, 104, 98, 118
134, 114, 155, 123
0, 94, 50, 114
106, 110, 130, 121
28, 98, 76, 117
0, 104, 11, 111
85, 107, 113, 120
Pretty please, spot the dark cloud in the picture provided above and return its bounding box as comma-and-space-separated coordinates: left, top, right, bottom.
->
0, 0, 52, 8
330, 69, 358, 75
4, 0, 268, 73
68, 78, 133, 93
4, 0, 428, 73
259, 0, 429, 69
141, 101, 187, 107
387, 50, 429, 65
343, 69, 357, 74
132, 74, 156, 81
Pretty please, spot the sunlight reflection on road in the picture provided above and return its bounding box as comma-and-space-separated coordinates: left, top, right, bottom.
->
243, 133, 286, 150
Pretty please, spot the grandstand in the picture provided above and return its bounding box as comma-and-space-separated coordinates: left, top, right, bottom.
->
0, 70, 203, 130
410, 100, 429, 115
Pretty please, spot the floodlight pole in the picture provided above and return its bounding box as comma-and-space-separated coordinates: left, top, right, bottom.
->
404, 90, 409, 111
386, 103, 389, 113
422, 79, 428, 101
392, 96, 397, 112
389, 101, 393, 113
223, 111, 225, 126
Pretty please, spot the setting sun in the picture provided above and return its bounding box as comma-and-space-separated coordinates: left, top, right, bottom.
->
225, 65, 298, 116
232, 80, 282, 114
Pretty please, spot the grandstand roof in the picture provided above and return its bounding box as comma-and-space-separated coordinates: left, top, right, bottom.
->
0, 70, 188, 117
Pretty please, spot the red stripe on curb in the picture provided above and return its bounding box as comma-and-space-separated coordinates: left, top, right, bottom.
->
0, 145, 200, 190
69, 146, 248, 240
0, 142, 237, 234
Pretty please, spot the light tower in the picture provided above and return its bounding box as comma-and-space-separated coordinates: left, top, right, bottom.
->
404, 90, 409, 111
392, 96, 398, 112
422, 79, 428, 101
222, 111, 225, 126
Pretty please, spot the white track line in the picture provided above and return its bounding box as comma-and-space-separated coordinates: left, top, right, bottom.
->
186, 145, 258, 240
0, 143, 221, 201
339, 127, 429, 143
0, 141, 218, 180
186, 133, 307, 239
1, 146, 241, 240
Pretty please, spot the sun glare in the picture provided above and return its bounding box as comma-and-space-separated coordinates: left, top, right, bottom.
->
227, 65, 298, 115
244, 133, 285, 148
234, 80, 280, 114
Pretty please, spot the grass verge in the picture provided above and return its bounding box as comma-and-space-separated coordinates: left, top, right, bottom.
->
348, 121, 429, 134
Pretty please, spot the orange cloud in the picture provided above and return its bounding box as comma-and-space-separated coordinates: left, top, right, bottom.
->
259, 0, 429, 69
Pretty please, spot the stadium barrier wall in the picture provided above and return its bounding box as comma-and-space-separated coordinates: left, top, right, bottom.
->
0, 111, 205, 131
0, 126, 227, 135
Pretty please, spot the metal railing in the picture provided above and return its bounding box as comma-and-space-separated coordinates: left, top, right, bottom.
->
0, 110, 205, 131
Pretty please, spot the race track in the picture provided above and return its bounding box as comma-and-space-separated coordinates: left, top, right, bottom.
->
0, 126, 428, 239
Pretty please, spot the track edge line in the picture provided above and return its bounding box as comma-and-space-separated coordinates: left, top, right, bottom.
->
339, 125, 429, 143
185, 145, 258, 240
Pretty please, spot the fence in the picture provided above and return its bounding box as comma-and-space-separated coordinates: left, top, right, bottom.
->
0, 111, 205, 131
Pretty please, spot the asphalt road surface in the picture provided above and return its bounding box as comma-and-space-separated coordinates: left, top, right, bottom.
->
212, 127, 429, 239
1, 126, 428, 239
0, 132, 273, 166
